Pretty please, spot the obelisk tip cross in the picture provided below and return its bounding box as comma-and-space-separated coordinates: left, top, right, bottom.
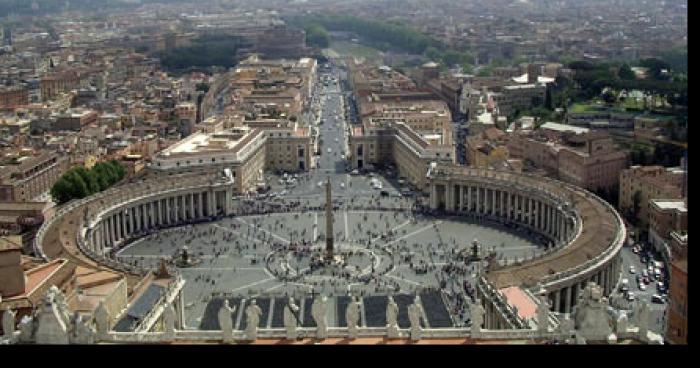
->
325, 178, 334, 260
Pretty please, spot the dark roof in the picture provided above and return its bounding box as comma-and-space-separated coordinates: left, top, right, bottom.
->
113, 283, 165, 332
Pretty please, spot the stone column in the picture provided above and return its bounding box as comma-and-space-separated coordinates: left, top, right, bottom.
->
180, 195, 186, 221
207, 190, 215, 217
225, 188, 233, 215
189, 193, 195, 219
198, 192, 204, 219
155, 199, 161, 226
94, 225, 99, 253
149, 201, 155, 228
476, 186, 481, 214
121, 213, 126, 240
111, 215, 118, 244
457, 185, 463, 212
106, 217, 113, 247
560, 215, 566, 242
554, 291, 561, 313
573, 283, 581, 308
505, 191, 510, 220
445, 184, 453, 212
182, 195, 187, 221
564, 286, 572, 313
467, 186, 472, 212
491, 188, 496, 216
136, 205, 143, 232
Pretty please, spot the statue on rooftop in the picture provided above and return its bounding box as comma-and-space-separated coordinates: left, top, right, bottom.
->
245, 299, 263, 341
311, 295, 328, 339
218, 299, 235, 343
284, 297, 300, 340
346, 296, 361, 339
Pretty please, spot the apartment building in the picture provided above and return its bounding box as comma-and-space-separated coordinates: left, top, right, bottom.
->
619, 165, 685, 228
0, 152, 71, 202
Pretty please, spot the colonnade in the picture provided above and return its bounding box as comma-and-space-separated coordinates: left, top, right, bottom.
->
430, 181, 575, 243
548, 255, 622, 314
86, 187, 233, 255
429, 178, 623, 316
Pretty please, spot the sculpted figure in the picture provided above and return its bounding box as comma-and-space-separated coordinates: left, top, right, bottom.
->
218, 300, 236, 343
3, 309, 16, 340
311, 295, 328, 339
470, 300, 485, 335
18, 315, 34, 343
283, 297, 300, 340
245, 299, 263, 341
162, 303, 176, 340
407, 295, 426, 341
94, 301, 110, 340
71, 311, 95, 344
346, 296, 361, 339
386, 295, 401, 338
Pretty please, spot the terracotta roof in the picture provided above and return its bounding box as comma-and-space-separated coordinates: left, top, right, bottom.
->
499, 286, 538, 320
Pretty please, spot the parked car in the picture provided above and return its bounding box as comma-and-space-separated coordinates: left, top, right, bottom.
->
626, 292, 636, 301
619, 278, 630, 292
639, 283, 646, 291
652, 295, 665, 304
629, 266, 636, 274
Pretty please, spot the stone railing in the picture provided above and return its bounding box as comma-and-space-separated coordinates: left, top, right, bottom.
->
538, 192, 625, 287
96, 325, 564, 344
134, 276, 185, 333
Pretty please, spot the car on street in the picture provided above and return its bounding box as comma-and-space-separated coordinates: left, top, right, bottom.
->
639, 283, 646, 291
629, 266, 636, 274
327, 148, 332, 153
626, 292, 635, 301
619, 278, 629, 292
652, 295, 665, 304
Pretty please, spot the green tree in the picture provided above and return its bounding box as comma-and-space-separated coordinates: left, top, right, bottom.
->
618, 64, 636, 80
74, 166, 99, 195
64, 170, 90, 199
50, 177, 73, 204
425, 46, 441, 61
305, 24, 330, 48
196, 82, 210, 93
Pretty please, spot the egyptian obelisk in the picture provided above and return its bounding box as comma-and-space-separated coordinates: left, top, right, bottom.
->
325, 178, 334, 260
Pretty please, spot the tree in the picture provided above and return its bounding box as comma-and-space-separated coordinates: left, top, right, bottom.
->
50, 161, 126, 204
639, 58, 671, 80
305, 24, 330, 48
50, 177, 73, 204
602, 90, 617, 104
196, 82, 210, 93
618, 64, 636, 80
425, 46, 441, 61
64, 170, 89, 199
74, 166, 100, 195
